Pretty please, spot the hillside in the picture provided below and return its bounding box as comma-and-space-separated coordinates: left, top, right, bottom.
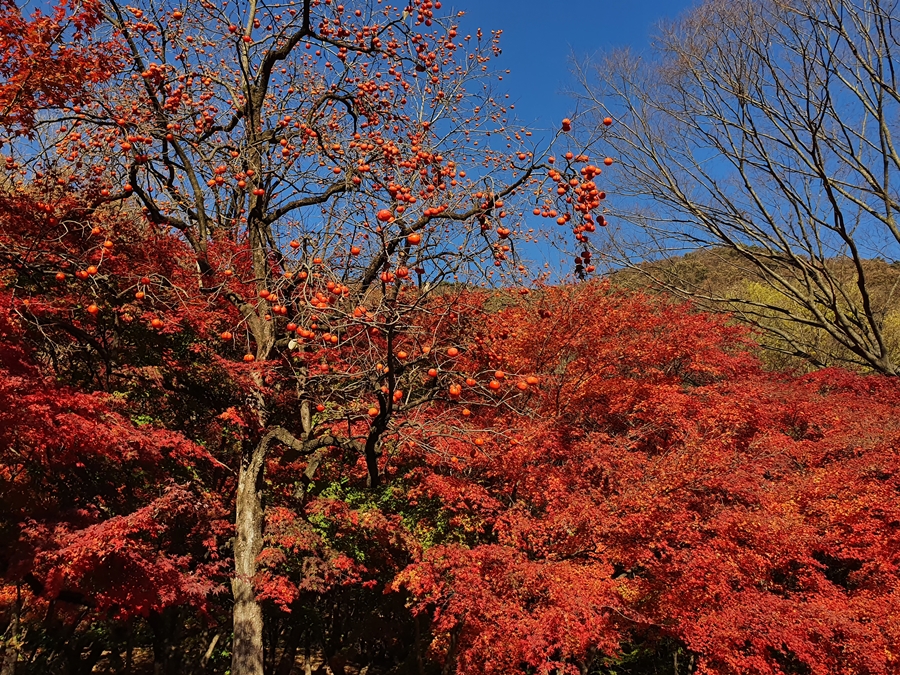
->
608, 247, 900, 373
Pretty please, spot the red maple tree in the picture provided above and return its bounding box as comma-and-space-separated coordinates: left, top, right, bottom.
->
395, 282, 900, 675
0, 0, 122, 134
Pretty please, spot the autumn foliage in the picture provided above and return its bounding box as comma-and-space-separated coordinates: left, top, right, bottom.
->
1, 0, 899, 673
0, 0, 121, 134
3, 244, 900, 673
396, 283, 900, 675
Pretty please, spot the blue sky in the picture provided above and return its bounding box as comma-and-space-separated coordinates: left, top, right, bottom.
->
455, 0, 697, 132
444, 0, 697, 274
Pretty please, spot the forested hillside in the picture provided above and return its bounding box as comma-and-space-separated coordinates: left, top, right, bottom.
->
610, 248, 900, 373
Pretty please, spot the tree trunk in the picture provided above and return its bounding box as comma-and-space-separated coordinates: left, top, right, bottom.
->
231, 439, 268, 675
148, 607, 181, 675
124, 628, 133, 675
303, 632, 312, 675
200, 633, 220, 671
0, 584, 19, 675
275, 622, 304, 675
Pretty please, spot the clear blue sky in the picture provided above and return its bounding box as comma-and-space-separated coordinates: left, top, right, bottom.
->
456, 0, 697, 133
449, 0, 697, 275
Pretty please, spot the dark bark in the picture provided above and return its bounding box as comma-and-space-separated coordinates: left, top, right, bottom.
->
148, 607, 181, 675
0, 584, 19, 675
275, 622, 304, 675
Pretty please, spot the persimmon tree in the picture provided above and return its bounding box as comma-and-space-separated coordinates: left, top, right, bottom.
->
0, 0, 608, 672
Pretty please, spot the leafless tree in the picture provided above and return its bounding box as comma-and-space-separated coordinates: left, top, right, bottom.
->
575, 0, 900, 375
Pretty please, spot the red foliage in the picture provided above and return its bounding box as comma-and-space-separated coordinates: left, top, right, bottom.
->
2, 0, 897, 671
0, 0, 121, 134
0, 299, 229, 618
395, 283, 900, 675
